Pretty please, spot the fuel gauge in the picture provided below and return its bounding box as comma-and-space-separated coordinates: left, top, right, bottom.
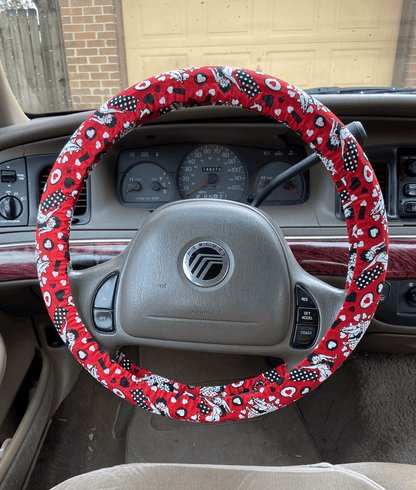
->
252, 161, 306, 204
121, 163, 172, 204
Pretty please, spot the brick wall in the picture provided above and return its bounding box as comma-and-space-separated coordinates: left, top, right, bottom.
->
58, 0, 127, 110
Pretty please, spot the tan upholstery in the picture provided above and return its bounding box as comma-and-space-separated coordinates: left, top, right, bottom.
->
51, 462, 416, 490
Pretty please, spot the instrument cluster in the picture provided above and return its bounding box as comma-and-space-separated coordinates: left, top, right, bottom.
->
116, 143, 309, 210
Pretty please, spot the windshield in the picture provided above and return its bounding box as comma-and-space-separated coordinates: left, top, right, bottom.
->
0, 0, 411, 114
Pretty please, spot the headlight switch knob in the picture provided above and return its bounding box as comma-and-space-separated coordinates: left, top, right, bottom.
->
0, 196, 23, 220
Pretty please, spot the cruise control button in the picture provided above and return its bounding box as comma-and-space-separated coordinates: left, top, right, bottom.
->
295, 285, 316, 308
297, 307, 318, 325
94, 274, 118, 309
293, 324, 317, 347
93, 309, 114, 332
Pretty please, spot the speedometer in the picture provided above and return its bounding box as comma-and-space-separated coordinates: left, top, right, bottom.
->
177, 144, 247, 201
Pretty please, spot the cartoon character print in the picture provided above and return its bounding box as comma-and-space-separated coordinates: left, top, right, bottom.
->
149, 397, 171, 417
62, 326, 79, 352
369, 186, 388, 230
353, 237, 388, 290
316, 150, 337, 176
199, 385, 226, 398
156, 68, 193, 83
327, 118, 359, 172
209, 67, 260, 98
37, 188, 67, 236
287, 85, 329, 114
92, 95, 138, 128
241, 396, 280, 419
360, 238, 388, 273
304, 353, 337, 382
36, 248, 51, 278
138, 373, 179, 393
38, 186, 68, 227
204, 396, 234, 422
339, 314, 370, 356
59, 127, 84, 157
86, 363, 100, 381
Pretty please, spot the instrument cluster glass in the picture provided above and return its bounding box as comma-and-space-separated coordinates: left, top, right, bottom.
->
116, 143, 308, 210
177, 144, 247, 201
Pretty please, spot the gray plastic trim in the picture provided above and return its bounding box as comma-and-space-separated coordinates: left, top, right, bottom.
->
0, 350, 52, 490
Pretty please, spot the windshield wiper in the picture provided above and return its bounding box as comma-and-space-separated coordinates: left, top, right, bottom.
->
305, 86, 416, 95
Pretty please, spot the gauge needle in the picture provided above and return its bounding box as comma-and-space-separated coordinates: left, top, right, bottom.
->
283, 180, 298, 195
185, 179, 209, 196
123, 182, 142, 195
151, 182, 170, 191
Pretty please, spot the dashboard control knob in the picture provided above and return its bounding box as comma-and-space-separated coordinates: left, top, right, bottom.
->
0, 196, 23, 220
406, 288, 416, 307
407, 160, 416, 177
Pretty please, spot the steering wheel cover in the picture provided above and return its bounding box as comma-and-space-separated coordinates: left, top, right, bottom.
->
36, 67, 388, 422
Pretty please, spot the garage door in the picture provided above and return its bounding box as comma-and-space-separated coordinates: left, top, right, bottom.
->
121, 0, 403, 89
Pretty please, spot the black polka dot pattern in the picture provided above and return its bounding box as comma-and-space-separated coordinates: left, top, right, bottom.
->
235, 70, 261, 98
197, 401, 211, 415
41, 189, 67, 213
53, 305, 68, 332
131, 388, 149, 410
264, 370, 284, 385
354, 263, 384, 290
120, 357, 132, 371
340, 189, 350, 203
109, 95, 138, 112
289, 369, 319, 382
343, 139, 359, 172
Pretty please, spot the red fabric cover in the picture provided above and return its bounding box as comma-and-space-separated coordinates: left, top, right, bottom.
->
36, 67, 388, 422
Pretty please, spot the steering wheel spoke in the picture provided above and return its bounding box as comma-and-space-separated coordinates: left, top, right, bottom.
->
67, 252, 126, 354
284, 274, 347, 371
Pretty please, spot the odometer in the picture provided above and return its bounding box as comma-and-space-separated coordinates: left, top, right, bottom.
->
178, 144, 247, 201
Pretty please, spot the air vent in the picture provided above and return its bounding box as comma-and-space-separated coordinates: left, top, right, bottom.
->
39, 167, 88, 218
371, 162, 388, 200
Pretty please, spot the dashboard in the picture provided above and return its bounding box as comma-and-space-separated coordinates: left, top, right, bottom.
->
2, 99, 416, 356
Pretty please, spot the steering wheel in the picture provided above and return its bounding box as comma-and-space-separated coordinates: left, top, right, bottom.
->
36, 67, 388, 422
